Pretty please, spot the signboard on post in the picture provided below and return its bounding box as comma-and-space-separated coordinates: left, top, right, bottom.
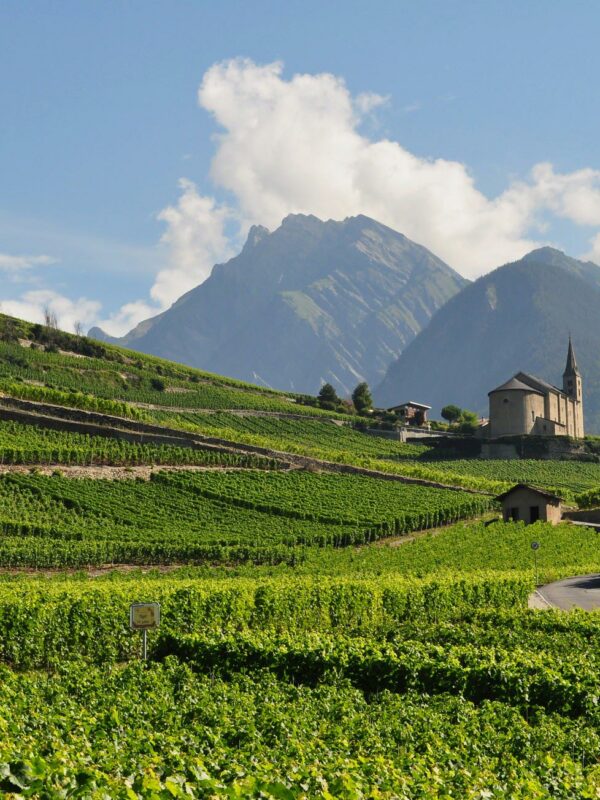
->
130, 602, 160, 660
130, 602, 160, 630
531, 542, 540, 586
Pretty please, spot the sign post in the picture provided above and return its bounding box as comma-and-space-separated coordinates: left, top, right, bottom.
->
531, 541, 540, 586
129, 602, 161, 660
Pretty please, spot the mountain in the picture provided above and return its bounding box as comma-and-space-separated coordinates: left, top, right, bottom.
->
375, 247, 600, 433
91, 214, 466, 395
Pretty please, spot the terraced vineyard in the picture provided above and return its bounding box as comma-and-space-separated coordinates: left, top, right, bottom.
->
152, 410, 430, 459
293, 517, 600, 581
0, 470, 491, 567
1, 313, 600, 796
0, 335, 334, 415
420, 457, 600, 499
0, 419, 276, 468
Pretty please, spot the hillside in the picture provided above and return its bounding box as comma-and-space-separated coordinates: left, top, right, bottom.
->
376, 247, 600, 432
0, 312, 600, 793
91, 214, 466, 395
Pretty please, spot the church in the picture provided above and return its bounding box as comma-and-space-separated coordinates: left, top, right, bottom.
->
486, 339, 584, 438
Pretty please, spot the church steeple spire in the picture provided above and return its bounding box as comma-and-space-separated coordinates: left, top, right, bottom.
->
564, 335, 580, 377
563, 336, 583, 431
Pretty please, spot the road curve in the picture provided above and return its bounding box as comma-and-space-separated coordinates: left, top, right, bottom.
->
534, 574, 600, 610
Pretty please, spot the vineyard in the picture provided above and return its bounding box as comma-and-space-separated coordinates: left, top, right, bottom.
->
420, 457, 600, 498
152, 410, 430, 460
0, 419, 277, 468
0, 337, 337, 416
0, 560, 599, 795
0, 470, 491, 567
1, 314, 600, 796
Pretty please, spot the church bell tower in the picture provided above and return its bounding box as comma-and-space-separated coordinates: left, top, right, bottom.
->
563, 336, 582, 402
563, 336, 584, 437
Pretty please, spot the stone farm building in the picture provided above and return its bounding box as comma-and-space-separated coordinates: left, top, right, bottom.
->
496, 484, 563, 525
387, 401, 431, 427
485, 338, 584, 438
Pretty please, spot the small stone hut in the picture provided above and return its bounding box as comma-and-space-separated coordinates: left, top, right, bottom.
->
387, 401, 431, 427
495, 484, 563, 525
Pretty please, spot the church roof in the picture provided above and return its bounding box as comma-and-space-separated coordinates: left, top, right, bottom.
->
516, 372, 563, 396
495, 483, 564, 503
488, 376, 544, 395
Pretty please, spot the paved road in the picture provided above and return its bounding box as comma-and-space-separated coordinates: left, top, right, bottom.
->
535, 574, 600, 610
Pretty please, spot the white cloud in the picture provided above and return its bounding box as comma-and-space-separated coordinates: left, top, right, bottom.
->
191, 58, 540, 275
154, 179, 234, 307
94, 179, 236, 337
188, 58, 600, 276
520, 162, 600, 227
584, 232, 600, 265
354, 92, 389, 114
0, 290, 101, 334
94, 300, 159, 338
0, 253, 57, 272
39, 58, 600, 337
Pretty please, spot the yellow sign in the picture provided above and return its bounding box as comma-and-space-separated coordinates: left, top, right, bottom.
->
130, 602, 161, 630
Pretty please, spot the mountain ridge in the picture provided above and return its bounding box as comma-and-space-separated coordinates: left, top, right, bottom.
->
375, 247, 600, 432
91, 213, 467, 394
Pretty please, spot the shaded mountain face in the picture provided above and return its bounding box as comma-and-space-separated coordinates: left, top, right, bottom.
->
375, 247, 600, 433
91, 214, 466, 395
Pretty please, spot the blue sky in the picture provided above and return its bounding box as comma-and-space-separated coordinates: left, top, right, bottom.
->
2, 0, 600, 333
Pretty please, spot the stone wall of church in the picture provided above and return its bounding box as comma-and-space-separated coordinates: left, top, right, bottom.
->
566, 398, 575, 437
557, 395, 568, 428
532, 417, 564, 436
546, 391, 559, 422
489, 391, 545, 437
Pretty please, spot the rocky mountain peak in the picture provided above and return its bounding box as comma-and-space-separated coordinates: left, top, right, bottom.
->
92, 214, 466, 395
242, 224, 270, 252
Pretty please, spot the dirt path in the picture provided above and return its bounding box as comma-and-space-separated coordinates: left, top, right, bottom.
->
128, 403, 324, 420
0, 463, 279, 480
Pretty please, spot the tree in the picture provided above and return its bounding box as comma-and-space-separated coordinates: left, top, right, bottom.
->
352, 382, 373, 414
441, 404, 462, 424
43, 306, 58, 330
458, 409, 479, 433
317, 382, 339, 409
74, 321, 84, 338
0, 317, 19, 343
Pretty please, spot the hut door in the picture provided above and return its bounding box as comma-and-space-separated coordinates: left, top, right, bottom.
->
529, 506, 540, 523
